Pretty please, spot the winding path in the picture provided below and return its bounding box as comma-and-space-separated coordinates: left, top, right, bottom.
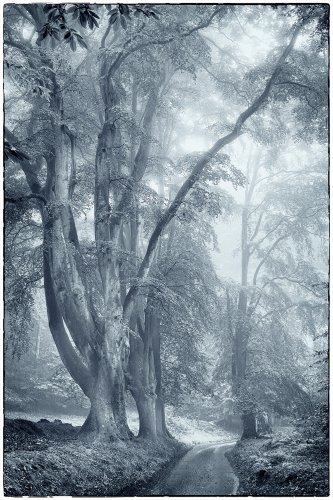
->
149, 441, 239, 496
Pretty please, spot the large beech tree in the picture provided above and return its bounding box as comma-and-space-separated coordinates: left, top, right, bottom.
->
4, 4, 327, 441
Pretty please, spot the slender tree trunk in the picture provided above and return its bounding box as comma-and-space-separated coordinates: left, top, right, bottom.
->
234, 205, 258, 439
126, 198, 158, 439
34, 323, 41, 377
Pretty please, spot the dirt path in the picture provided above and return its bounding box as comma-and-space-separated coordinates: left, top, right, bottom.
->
148, 441, 239, 496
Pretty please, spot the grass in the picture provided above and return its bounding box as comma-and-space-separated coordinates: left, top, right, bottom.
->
226, 426, 329, 496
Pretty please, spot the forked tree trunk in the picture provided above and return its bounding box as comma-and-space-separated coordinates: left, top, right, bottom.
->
44, 209, 130, 442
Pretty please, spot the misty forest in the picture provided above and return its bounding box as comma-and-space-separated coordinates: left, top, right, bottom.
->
4, 3, 328, 497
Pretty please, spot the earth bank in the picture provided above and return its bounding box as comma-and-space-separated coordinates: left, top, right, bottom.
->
4, 418, 188, 496
226, 426, 329, 496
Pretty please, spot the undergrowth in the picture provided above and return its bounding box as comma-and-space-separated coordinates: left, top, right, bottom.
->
227, 424, 328, 496
4, 418, 186, 496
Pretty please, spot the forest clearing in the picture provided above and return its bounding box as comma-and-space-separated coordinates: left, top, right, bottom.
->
4, 2, 328, 496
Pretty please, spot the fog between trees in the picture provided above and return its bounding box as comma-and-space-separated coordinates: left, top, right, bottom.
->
5, 3, 328, 448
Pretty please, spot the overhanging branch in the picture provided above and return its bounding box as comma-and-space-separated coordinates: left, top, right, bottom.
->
123, 19, 306, 321
5, 193, 47, 205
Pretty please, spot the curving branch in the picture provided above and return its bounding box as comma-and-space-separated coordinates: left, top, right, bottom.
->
202, 34, 250, 68
5, 193, 47, 205
123, 20, 306, 321
260, 275, 324, 299
257, 301, 326, 324
43, 223, 92, 397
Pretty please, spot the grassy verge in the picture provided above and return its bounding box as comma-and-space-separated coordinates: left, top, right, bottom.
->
226, 426, 329, 496
4, 418, 187, 496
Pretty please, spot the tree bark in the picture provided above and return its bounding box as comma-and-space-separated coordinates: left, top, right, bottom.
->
80, 358, 120, 441
43, 216, 92, 398
128, 309, 158, 439
241, 413, 258, 439
233, 202, 256, 437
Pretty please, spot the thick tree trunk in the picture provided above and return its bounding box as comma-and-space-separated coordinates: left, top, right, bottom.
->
92, 65, 132, 440
80, 359, 119, 441
155, 395, 172, 438
152, 311, 172, 438
103, 268, 132, 439
135, 392, 157, 439
241, 413, 258, 439
128, 311, 158, 440
43, 76, 131, 441
79, 344, 131, 441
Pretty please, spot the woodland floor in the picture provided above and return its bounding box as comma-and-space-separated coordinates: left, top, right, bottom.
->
226, 426, 329, 496
4, 418, 188, 496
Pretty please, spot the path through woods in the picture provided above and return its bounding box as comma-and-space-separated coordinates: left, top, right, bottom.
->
146, 442, 238, 496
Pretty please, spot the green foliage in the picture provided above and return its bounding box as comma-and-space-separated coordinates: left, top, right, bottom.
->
38, 4, 100, 50
150, 218, 223, 406
108, 4, 160, 30
36, 3, 160, 51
